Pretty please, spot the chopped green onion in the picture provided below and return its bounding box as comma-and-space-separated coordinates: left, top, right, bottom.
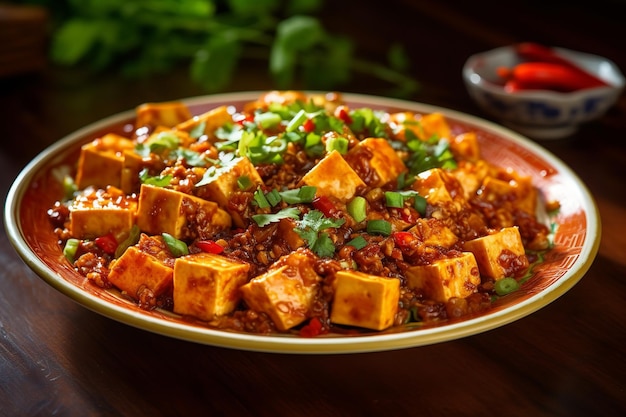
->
255, 112, 282, 129
414, 195, 427, 215
366, 219, 392, 236
237, 175, 253, 190
385, 191, 404, 208
162, 233, 189, 257
139, 168, 173, 187
115, 225, 140, 258
253, 189, 270, 208
325, 136, 349, 154
286, 109, 308, 132
347, 196, 367, 222
494, 277, 521, 296
265, 189, 282, 207
346, 236, 367, 250
189, 121, 207, 139
63, 238, 80, 263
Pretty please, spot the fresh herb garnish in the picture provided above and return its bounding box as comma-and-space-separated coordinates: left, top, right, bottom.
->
294, 210, 345, 258
252, 207, 301, 227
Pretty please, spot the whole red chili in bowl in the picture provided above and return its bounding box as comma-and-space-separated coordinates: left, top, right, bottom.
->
462, 43, 624, 139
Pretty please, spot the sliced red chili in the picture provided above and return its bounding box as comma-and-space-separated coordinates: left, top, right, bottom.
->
302, 118, 316, 133
335, 106, 353, 124
312, 195, 336, 218
299, 317, 323, 337
392, 231, 415, 248
95, 233, 118, 255
196, 240, 224, 254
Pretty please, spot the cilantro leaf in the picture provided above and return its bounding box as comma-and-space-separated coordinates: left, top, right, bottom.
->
294, 210, 345, 258
252, 207, 301, 227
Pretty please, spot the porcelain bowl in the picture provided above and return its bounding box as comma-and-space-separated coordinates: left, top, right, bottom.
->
463, 45, 624, 139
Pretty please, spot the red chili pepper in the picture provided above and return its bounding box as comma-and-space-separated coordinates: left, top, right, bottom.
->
302, 118, 316, 133
299, 317, 323, 337
515, 42, 588, 71
335, 106, 353, 124
234, 113, 254, 126
392, 231, 415, 248
95, 233, 118, 255
508, 62, 607, 92
196, 240, 224, 254
312, 195, 337, 218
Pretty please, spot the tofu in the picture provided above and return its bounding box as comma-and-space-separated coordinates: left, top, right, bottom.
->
173, 253, 250, 321
240, 250, 321, 331
462, 226, 529, 280
478, 172, 537, 215
135, 101, 192, 128
408, 218, 458, 248
175, 105, 232, 141
449, 160, 490, 200
330, 270, 400, 331
75, 134, 135, 189
412, 168, 463, 207
69, 186, 137, 240
108, 246, 173, 301
300, 150, 365, 201
136, 184, 231, 240
405, 252, 480, 302
348, 138, 407, 187
450, 131, 480, 162
195, 156, 264, 227
120, 149, 144, 194
389, 112, 451, 141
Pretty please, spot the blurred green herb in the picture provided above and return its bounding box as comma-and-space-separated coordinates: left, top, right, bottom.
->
17, 0, 419, 96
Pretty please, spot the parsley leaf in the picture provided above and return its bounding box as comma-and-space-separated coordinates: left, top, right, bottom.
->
252, 207, 301, 227
294, 210, 345, 258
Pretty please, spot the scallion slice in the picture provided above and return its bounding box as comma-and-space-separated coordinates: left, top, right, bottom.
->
366, 219, 392, 236
325, 136, 349, 154
237, 175, 253, 190
162, 233, 189, 257
385, 191, 404, 208
286, 109, 308, 132
347, 196, 367, 222
253, 189, 270, 208
346, 236, 367, 250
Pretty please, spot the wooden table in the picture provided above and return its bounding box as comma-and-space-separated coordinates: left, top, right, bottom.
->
1, 1, 624, 415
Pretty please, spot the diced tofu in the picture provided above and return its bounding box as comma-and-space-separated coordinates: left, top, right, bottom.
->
175, 105, 232, 141
69, 186, 137, 240
195, 156, 264, 227
330, 270, 400, 331
462, 226, 529, 279
135, 101, 192, 128
408, 218, 458, 248
449, 160, 490, 200
389, 112, 451, 141
240, 249, 321, 331
478, 171, 537, 215
300, 150, 365, 201
277, 218, 305, 251
120, 149, 144, 194
405, 252, 480, 302
412, 168, 463, 206
347, 138, 407, 187
136, 184, 231, 240
173, 253, 250, 321
450, 131, 480, 161
108, 246, 173, 300
75, 134, 135, 189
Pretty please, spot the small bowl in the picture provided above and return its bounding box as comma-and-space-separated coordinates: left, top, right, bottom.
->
463, 45, 625, 139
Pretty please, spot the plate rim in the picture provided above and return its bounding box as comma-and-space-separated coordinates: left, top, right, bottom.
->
4, 91, 601, 354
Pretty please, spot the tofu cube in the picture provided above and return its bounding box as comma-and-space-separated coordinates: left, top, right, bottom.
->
405, 252, 480, 302
175, 105, 233, 141
240, 250, 321, 331
478, 173, 537, 215
136, 184, 231, 240
409, 218, 458, 248
412, 168, 460, 206
300, 150, 365, 201
449, 160, 490, 200
330, 270, 400, 331
417, 112, 452, 140
135, 101, 192, 128
69, 186, 137, 240
108, 246, 173, 300
195, 156, 264, 227
348, 138, 407, 187
173, 253, 250, 321
120, 149, 144, 194
75, 134, 135, 189
462, 226, 529, 279
450, 131, 480, 162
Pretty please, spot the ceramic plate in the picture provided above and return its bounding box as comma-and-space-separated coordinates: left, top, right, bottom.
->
4, 92, 600, 354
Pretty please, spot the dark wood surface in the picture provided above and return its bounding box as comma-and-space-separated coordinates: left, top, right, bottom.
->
2, 1, 625, 416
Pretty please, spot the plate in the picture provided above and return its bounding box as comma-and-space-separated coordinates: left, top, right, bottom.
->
4, 92, 600, 354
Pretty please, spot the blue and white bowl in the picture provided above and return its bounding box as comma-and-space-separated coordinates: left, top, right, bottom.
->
463, 45, 624, 139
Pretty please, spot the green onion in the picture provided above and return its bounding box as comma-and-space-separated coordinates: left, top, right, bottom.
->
325, 136, 349, 154
115, 225, 140, 258
385, 191, 404, 208
253, 189, 270, 208
286, 109, 307, 132
494, 277, 521, 296
265, 189, 282, 207
63, 238, 80, 263
347, 196, 367, 222
366, 219, 392, 236
162, 233, 189, 257
414, 195, 427, 215
346, 236, 367, 250
254, 112, 282, 129
237, 175, 253, 190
